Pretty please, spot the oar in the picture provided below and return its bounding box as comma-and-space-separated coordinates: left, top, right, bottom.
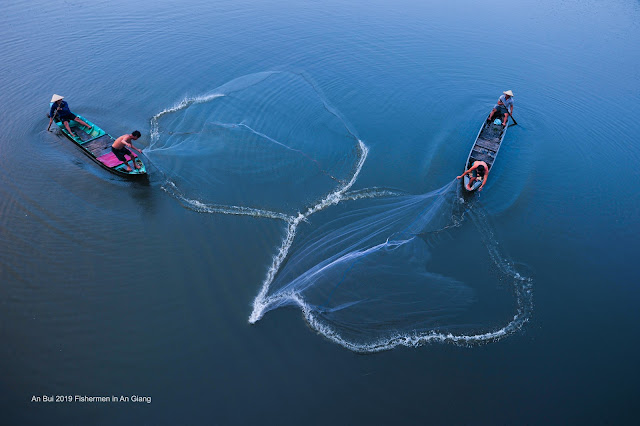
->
504, 104, 518, 126
47, 106, 60, 131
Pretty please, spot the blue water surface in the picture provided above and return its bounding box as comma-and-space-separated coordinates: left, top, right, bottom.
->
1, 0, 639, 424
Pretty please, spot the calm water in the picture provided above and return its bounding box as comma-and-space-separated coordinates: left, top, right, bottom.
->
1, 0, 639, 424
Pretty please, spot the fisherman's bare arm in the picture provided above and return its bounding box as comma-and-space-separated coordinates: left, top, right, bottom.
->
127, 143, 142, 153
457, 165, 476, 179
123, 136, 143, 153
478, 171, 489, 191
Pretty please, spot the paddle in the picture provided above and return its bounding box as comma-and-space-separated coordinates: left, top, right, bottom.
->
47, 105, 60, 131
502, 98, 518, 126
505, 108, 518, 126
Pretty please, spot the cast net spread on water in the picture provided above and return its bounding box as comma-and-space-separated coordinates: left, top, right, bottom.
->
146, 71, 363, 216
147, 71, 533, 353
250, 181, 533, 352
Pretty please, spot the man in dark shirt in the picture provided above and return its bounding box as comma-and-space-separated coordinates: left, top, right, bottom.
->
47, 94, 92, 137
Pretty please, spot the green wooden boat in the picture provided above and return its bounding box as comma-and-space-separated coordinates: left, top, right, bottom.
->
51, 110, 147, 178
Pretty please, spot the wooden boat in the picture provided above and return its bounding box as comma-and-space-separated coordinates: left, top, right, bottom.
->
52, 111, 147, 178
462, 117, 508, 191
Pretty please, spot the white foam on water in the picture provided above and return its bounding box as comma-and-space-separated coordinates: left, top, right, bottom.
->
257, 221, 532, 353
249, 172, 533, 352
161, 181, 294, 221
147, 71, 534, 352
146, 70, 367, 222
249, 140, 368, 323
253, 274, 529, 353
342, 188, 404, 201
149, 93, 225, 149
148, 71, 285, 150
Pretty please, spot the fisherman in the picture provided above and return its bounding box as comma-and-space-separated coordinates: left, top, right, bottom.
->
112, 131, 143, 172
487, 90, 514, 127
47, 94, 92, 137
457, 160, 490, 191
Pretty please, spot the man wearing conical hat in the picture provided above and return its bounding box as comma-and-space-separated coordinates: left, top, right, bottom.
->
48, 94, 92, 137
487, 90, 514, 128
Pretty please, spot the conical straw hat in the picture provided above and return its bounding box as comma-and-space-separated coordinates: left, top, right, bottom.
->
503, 90, 514, 97
50, 94, 64, 102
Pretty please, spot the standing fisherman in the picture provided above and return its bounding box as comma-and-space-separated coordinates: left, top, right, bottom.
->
111, 131, 143, 172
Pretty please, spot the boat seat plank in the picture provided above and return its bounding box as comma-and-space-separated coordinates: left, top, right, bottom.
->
83, 135, 114, 157
475, 138, 500, 152
470, 150, 495, 165
70, 126, 94, 142
479, 124, 505, 139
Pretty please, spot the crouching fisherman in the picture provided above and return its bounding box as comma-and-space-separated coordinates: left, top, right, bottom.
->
112, 131, 143, 172
457, 160, 490, 192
